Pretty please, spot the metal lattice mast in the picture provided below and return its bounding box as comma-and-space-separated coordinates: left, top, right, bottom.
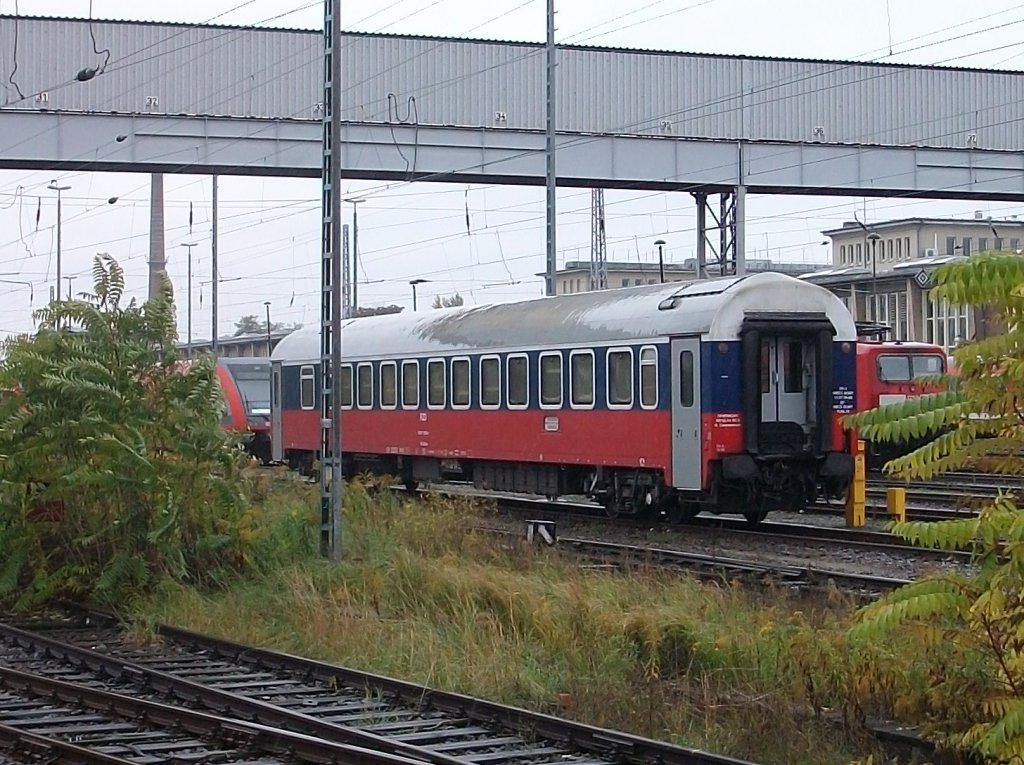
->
320, 0, 343, 560
543, 0, 556, 296
589, 189, 607, 290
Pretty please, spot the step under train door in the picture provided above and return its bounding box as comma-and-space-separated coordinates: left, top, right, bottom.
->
271, 360, 283, 462
670, 337, 702, 490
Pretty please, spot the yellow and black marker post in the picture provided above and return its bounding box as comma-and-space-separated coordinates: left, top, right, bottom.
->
887, 486, 907, 523
846, 439, 866, 528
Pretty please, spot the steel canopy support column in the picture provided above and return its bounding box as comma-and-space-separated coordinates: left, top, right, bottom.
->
211, 175, 219, 354
694, 191, 707, 280
544, 0, 557, 296
719, 195, 730, 276
734, 184, 746, 276
320, 0, 343, 560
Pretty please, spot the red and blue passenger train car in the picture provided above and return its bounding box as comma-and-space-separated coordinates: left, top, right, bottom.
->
271, 273, 857, 523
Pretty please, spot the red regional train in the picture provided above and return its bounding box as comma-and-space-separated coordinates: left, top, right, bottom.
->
214, 357, 273, 464
270, 273, 858, 524
855, 339, 947, 468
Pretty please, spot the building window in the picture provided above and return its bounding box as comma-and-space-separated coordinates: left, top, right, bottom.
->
962, 237, 972, 257
380, 362, 397, 409
340, 364, 353, 409
905, 236, 911, 259
946, 236, 957, 255
895, 238, 901, 259
856, 243, 862, 262
402, 360, 418, 408
925, 298, 969, 352
300, 365, 316, 410
888, 239, 894, 260
621, 279, 629, 287
996, 237, 1005, 250
640, 346, 658, 409
607, 349, 633, 407
839, 244, 846, 264
507, 355, 528, 408
451, 358, 470, 408
539, 353, 562, 407
427, 359, 445, 408
480, 356, 500, 408
570, 351, 594, 407
978, 237, 988, 253
634, 279, 642, 286
1013, 238, 1021, 251
357, 363, 373, 409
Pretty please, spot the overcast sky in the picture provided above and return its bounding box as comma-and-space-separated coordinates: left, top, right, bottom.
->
1, 0, 1023, 342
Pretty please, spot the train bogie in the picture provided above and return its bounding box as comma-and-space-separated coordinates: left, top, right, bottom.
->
271, 273, 858, 523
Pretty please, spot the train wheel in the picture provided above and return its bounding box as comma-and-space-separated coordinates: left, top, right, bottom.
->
743, 505, 768, 527
664, 498, 699, 525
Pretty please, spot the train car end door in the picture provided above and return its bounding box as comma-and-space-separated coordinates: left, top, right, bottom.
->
271, 360, 283, 462
670, 337, 702, 490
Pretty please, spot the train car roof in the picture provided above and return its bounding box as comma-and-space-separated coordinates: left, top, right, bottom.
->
856, 341, 946, 353
272, 272, 857, 363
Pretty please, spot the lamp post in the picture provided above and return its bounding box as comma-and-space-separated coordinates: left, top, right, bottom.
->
854, 212, 882, 322
0, 278, 34, 304
264, 301, 273, 356
47, 180, 71, 303
867, 231, 881, 321
345, 198, 365, 313
180, 242, 198, 356
409, 278, 428, 311
63, 276, 75, 300
654, 239, 666, 283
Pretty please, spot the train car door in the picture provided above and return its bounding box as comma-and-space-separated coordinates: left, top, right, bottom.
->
759, 337, 814, 449
270, 360, 283, 462
670, 337, 702, 490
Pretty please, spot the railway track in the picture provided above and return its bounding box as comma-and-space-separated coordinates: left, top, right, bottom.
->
0, 660, 418, 765
544, 533, 914, 595
0, 610, 756, 765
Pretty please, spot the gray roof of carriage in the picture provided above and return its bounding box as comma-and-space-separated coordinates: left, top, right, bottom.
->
272, 272, 856, 364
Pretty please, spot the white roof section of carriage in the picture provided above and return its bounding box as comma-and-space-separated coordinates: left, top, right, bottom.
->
272, 273, 857, 364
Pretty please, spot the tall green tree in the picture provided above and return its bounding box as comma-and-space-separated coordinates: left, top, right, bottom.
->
0, 255, 251, 610
847, 252, 1024, 761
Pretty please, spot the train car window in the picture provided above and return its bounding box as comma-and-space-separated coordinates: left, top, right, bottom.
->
640, 346, 658, 408
760, 341, 771, 393
607, 349, 633, 407
679, 351, 694, 407
877, 355, 911, 382
357, 363, 373, 409
507, 355, 528, 408
380, 362, 397, 409
402, 360, 419, 409
300, 365, 316, 410
540, 353, 562, 408
912, 354, 945, 377
340, 365, 353, 409
427, 359, 445, 408
570, 351, 594, 407
783, 342, 803, 393
480, 356, 501, 408
451, 358, 471, 409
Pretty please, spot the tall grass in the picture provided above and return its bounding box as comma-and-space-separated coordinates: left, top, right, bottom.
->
143, 478, 940, 765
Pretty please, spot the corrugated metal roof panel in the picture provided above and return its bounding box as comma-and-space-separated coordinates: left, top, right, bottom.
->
3, 15, 1024, 151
